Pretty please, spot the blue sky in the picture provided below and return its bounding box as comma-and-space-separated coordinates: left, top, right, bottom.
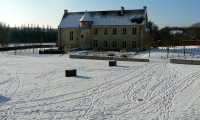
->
0, 0, 199, 29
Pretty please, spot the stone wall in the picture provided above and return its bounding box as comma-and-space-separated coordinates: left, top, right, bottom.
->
58, 25, 148, 51
91, 25, 147, 51
170, 59, 200, 65
58, 28, 80, 50
69, 55, 149, 62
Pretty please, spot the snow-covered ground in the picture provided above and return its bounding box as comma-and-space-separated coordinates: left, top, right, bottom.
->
1, 47, 200, 120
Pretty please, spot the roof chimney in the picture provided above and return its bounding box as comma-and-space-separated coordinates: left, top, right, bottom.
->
121, 7, 124, 16
64, 9, 68, 15
64, 10, 68, 16
143, 6, 147, 12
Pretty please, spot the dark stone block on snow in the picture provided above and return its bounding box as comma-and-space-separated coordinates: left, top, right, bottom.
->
65, 69, 77, 77
39, 49, 65, 54
138, 98, 143, 101
39, 50, 44, 54
109, 61, 117, 66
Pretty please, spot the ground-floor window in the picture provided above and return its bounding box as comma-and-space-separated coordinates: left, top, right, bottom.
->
94, 40, 98, 48
122, 41, 126, 49
103, 40, 108, 48
112, 41, 117, 48
132, 41, 137, 51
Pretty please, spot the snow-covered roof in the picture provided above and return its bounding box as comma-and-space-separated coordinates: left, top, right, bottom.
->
59, 9, 147, 28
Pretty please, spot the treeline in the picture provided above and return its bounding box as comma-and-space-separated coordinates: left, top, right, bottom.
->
0, 23, 10, 46
158, 22, 200, 57
159, 23, 200, 47
0, 22, 57, 47
160, 25, 200, 40
148, 21, 200, 42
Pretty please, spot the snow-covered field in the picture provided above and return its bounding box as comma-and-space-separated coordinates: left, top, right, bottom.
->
1, 47, 200, 120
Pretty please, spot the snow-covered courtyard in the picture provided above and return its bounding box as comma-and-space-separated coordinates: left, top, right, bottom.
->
1, 47, 200, 120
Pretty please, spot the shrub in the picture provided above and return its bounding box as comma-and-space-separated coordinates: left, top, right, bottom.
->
120, 54, 128, 57
107, 53, 115, 56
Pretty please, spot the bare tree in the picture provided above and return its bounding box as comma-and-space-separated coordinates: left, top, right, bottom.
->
148, 21, 159, 41
159, 27, 172, 57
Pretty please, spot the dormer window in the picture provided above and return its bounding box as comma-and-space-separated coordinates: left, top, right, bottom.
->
79, 11, 93, 29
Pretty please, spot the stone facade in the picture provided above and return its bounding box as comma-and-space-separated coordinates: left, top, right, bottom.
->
58, 7, 149, 51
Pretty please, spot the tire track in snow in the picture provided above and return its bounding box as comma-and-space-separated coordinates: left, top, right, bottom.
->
0, 75, 21, 108
137, 63, 180, 120
138, 64, 200, 120
0, 61, 171, 119
0, 74, 21, 119
125, 61, 166, 102
10, 62, 160, 111
155, 65, 200, 119
0, 66, 21, 119
114, 61, 171, 119
41, 62, 160, 119
114, 61, 180, 119
1, 61, 174, 119
33, 69, 57, 99
78, 62, 164, 119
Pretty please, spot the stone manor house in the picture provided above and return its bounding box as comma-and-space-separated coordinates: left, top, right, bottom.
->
58, 6, 149, 51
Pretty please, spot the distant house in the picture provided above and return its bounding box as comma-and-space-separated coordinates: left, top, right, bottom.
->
58, 6, 149, 51
169, 30, 183, 35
